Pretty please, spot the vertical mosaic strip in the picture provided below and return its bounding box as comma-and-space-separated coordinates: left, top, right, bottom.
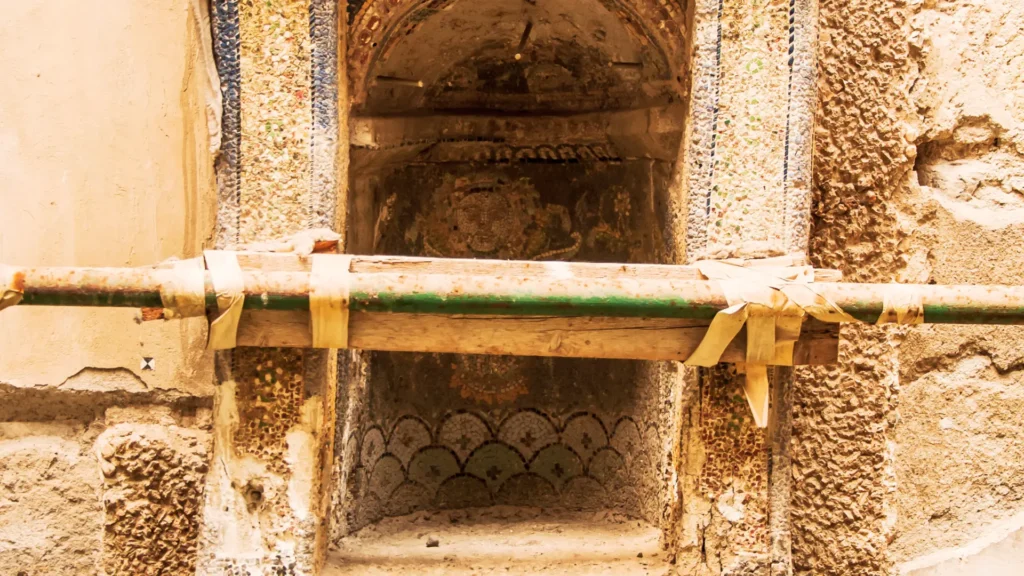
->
783, 0, 818, 254
684, 0, 724, 261
204, 1, 341, 574
238, 0, 313, 243
686, 0, 815, 261
698, 367, 770, 556
704, 0, 790, 258
310, 0, 340, 231
211, 0, 241, 247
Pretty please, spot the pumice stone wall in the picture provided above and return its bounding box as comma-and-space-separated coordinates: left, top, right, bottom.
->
1, 0, 1024, 575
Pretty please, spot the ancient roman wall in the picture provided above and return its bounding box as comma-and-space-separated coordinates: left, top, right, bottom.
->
2, 0, 1024, 574
895, 0, 1024, 573
798, 0, 1024, 575
0, 1, 219, 574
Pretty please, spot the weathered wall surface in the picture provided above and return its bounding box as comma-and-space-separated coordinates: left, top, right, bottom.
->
794, 0, 915, 573
799, 0, 1024, 574
0, 406, 213, 576
0, 423, 104, 574
0, 1, 219, 574
894, 0, 1024, 573
0, 0, 218, 396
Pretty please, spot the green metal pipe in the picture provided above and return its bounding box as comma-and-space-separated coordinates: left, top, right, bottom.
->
7, 264, 1024, 326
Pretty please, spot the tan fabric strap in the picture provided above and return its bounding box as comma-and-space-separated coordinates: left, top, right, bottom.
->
158, 258, 207, 319
878, 284, 924, 325
309, 254, 354, 349
204, 250, 245, 350
684, 261, 814, 427
0, 264, 23, 312
684, 259, 928, 426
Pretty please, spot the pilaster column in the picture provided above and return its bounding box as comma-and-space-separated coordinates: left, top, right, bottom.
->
198, 1, 347, 574
674, 0, 817, 572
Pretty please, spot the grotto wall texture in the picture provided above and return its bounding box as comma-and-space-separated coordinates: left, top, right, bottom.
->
330, 0, 695, 548
794, 0, 913, 572
896, 0, 1024, 573
1, 0, 1023, 574
0, 1, 219, 575
798, 0, 1024, 574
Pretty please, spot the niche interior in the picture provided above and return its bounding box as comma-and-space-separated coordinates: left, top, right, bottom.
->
335, 0, 692, 551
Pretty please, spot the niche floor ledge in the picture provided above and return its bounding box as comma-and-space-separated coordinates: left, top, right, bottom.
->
325, 506, 671, 575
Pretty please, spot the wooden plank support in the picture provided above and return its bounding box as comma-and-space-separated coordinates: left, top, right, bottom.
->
234, 311, 839, 364
3, 254, 841, 363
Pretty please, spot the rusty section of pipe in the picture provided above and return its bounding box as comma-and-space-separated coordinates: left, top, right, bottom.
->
6, 261, 1024, 325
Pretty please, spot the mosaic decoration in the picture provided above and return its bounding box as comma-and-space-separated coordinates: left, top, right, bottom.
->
411, 175, 581, 261
346, 0, 688, 109
702, 0, 790, 256
374, 163, 664, 264
206, 2, 342, 573
237, 0, 313, 243
341, 409, 666, 529
448, 355, 531, 405
337, 159, 675, 532
357, 141, 626, 165
232, 348, 308, 477
698, 365, 770, 554
684, 0, 816, 260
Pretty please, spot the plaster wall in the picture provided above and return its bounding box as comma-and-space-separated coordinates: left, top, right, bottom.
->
0, 2, 219, 575
798, 0, 1024, 574
0, 0, 218, 398
895, 0, 1024, 572
2, 0, 1024, 574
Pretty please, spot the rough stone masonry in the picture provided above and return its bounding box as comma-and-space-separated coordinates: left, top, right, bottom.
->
1, 0, 1024, 575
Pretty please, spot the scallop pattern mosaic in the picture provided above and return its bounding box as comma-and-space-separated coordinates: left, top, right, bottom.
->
342, 409, 666, 529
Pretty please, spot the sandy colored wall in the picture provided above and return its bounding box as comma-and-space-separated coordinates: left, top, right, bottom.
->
0, 0, 218, 398
894, 0, 1024, 573
798, 0, 1024, 574
1, 0, 1022, 574
0, 1, 218, 574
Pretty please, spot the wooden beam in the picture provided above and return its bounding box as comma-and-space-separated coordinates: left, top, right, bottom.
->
235, 310, 840, 364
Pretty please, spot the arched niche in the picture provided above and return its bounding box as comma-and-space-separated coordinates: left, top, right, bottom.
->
334, 0, 693, 550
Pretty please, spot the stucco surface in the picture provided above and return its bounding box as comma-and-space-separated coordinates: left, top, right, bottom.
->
794, 0, 916, 573
0, 0, 218, 397
798, 0, 1024, 573
1, 0, 1023, 573
890, 0, 1024, 570
0, 429, 104, 575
